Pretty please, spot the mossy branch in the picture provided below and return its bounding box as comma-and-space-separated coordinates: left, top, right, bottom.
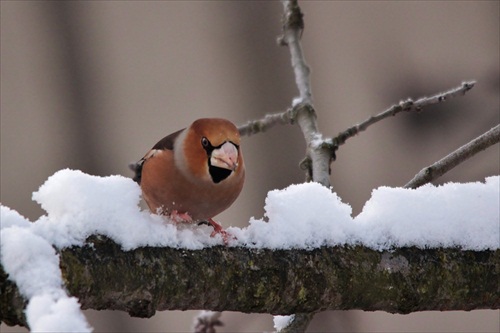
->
2, 236, 499, 328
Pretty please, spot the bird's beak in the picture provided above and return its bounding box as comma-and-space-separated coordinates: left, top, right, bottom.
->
210, 141, 239, 171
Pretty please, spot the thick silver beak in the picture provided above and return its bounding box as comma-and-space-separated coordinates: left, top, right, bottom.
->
210, 141, 238, 171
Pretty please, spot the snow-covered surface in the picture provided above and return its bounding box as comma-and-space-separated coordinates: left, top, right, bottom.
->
273, 314, 295, 331
29, 170, 220, 250
1, 222, 92, 332
1, 169, 499, 331
230, 176, 500, 250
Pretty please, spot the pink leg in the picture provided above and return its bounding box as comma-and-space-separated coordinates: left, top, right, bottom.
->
207, 218, 236, 245
169, 210, 194, 224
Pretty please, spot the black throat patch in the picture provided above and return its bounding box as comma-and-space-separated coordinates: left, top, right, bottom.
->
202, 137, 237, 184
208, 164, 232, 184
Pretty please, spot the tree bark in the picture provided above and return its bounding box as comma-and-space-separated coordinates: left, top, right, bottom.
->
2, 235, 499, 328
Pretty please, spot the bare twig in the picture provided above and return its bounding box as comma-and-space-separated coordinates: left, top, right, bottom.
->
404, 124, 500, 189
238, 109, 296, 137
293, 103, 336, 186
278, 0, 311, 104
193, 311, 223, 333
239, 81, 476, 188
332, 81, 476, 147
239, 81, 476, 149
278, 0, 333, 188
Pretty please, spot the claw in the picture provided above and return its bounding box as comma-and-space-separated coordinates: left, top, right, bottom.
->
167, 214, 235, 244
207, 218, 236, 245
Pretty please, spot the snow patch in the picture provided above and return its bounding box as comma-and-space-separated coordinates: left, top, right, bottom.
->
273, 314, 295, 331
292, 97, 303, 107
1, 205, 31, 229
354, 176, 500, 250
1, 227, 62, 299
30, 169, 221, 250
229, 183, 353, 248
231, 177, 499, 250
26, 294, 90, 332
1, 226, 91, 332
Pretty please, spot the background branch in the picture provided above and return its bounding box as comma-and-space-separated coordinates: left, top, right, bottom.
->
238, 82, 476, 141
238, 109, 295, 137
278, 0, 332, 189
332, 81, 476, 148
404, 124, 500, 189
238, 82, 477, 191
2, 236, 499, 328
278, 0, 311, 104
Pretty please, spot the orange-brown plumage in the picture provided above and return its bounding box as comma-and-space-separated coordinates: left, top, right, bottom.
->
132, 118, 245, 225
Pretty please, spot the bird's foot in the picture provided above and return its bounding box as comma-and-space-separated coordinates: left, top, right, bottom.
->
169, 210, 194, 224
207, 218, 236, 245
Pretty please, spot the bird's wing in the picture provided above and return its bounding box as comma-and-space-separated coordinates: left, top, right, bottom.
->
130, 128, 185, 184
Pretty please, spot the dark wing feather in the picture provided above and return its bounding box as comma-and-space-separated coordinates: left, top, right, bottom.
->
152, 128, 185, 150
129, 128, 185, 184
129, 160, 144, 184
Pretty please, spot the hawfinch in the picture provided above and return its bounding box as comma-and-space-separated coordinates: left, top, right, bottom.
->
130, 118, 245, 239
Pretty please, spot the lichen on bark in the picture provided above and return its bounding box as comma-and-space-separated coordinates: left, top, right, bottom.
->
2, 235, 499, 328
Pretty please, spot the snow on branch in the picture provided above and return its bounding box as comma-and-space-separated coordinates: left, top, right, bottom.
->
405, 124, 500, 189
1, 170, 499, 330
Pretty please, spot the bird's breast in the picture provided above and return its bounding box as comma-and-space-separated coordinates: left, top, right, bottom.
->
140, 150, 244, 221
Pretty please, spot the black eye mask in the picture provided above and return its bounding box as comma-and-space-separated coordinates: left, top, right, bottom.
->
201, 137, 237, 184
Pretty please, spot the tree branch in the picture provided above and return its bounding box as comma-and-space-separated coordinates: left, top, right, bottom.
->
277, 0, 333, 189
238, 82, 476, 141
293, 103, 334, 186
404, 124, 500, 189
278, 0, 311, 104
332, 81, 476, 147
238, 109, 296, 137
238, 81, 477, 188
2, 236, 499, 328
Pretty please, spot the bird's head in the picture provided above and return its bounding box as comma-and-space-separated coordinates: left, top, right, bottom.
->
175, 118, 244, 184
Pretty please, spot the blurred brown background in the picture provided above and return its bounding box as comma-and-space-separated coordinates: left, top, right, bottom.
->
1, 1, 498, 332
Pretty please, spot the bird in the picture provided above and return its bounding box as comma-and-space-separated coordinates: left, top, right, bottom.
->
130, 118, 245, 242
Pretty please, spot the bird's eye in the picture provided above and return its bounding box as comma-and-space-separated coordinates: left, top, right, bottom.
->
201, 137, 210, 148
